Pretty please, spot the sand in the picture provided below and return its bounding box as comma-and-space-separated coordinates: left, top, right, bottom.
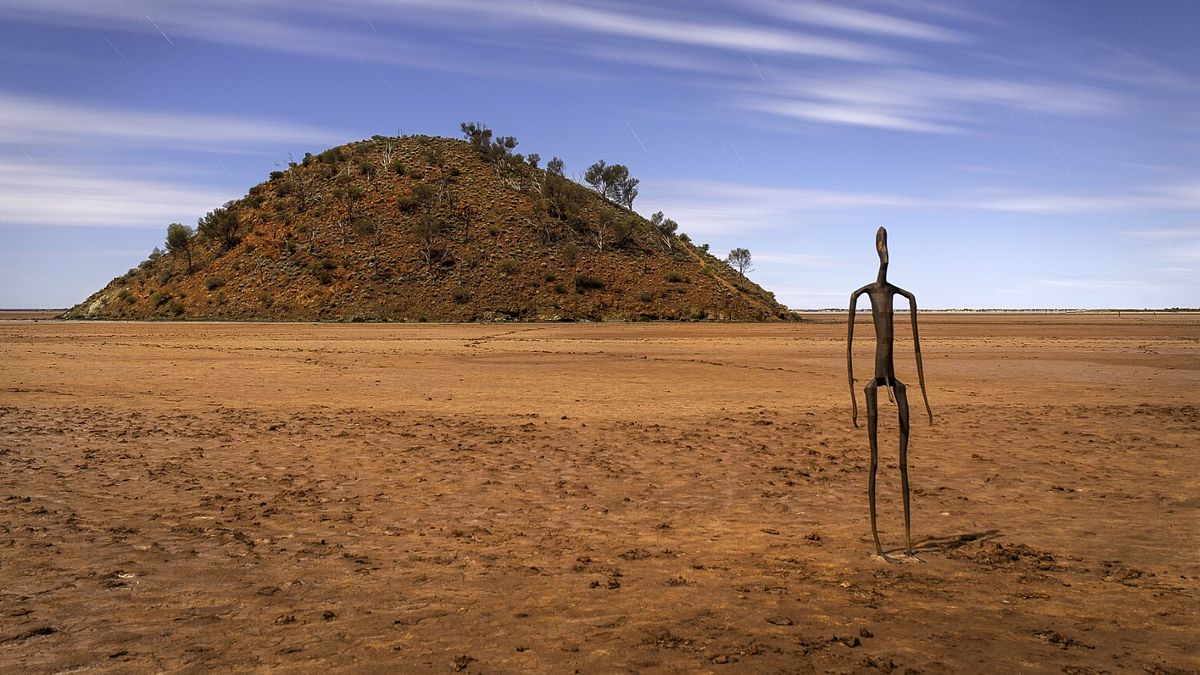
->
1, 314, 1197, 673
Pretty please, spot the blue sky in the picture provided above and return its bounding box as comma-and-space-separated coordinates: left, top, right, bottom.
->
1, 0, 1198, 309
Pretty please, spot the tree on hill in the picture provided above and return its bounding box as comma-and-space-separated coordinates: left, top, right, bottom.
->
165, 223, 194, 271
413, 214, 442, 268
490, 135, 518, 162
607, 212, 635, 248
727, 247, 753, 275
547, 157, 564, 176
197, 201, 241, 250
583, 160, 606, 193
460, 122, 493, 153
378, 140, 397, 175
460, 121, 520, 167
650, 211, 678, 251
584, 160, 639, 208
540, 170, 588, 230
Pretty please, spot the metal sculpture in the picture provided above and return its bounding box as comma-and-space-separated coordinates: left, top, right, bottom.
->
848, 227, 933, 561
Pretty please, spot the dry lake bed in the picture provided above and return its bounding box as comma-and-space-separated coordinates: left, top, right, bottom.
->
1, 314, 1197, 672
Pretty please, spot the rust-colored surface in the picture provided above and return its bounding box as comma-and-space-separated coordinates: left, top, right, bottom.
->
1, 315, 1197, 672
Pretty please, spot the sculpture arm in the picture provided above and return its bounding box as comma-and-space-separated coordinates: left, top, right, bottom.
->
847, 286, 868, 428
897, 287, 933, 424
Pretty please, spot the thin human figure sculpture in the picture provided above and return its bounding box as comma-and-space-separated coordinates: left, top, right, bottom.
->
847, 227, 933, 562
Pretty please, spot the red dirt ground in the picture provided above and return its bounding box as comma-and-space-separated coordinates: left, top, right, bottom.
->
1, 314, 1197, 672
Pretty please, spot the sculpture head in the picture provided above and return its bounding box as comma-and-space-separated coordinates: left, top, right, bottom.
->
876, 227, 889, 266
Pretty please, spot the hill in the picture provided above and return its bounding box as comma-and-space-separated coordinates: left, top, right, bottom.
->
65, 131, 791, 322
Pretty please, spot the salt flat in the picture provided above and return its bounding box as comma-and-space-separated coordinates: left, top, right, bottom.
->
1, 315, 1197, 672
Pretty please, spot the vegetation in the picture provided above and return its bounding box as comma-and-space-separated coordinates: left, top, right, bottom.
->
197, 202, 241, 250
649, 211, 678, 251
584, 160, 639, 208
574, 273, 604, 291
402, 183, 436, 212
413, 214, 442, 266
562, 241, 579, 265
67, 130, 791, 322
608, 214, 635, 248
727, 248, 753, 275
460, 122, 492, 154
352, 217, 379, 245
335, 178, 365, 225
459, 122, 519, 166
165, 223, 194, 271
540, 170, 589, 228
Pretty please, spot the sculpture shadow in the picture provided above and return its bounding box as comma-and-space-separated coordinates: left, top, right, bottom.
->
884, 529, 1002, 556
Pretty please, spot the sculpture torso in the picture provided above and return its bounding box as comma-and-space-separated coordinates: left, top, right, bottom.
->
866, 282, 897, 381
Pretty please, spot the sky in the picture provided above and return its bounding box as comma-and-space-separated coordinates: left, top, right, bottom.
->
1, 0, 1198, 310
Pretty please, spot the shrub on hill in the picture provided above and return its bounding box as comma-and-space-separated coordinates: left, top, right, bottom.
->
584, 160, 639, 208
165, 223, 194, 271
198, 202, 242, 251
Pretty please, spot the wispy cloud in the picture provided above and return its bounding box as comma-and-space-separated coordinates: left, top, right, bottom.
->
870, 0, 1004, 26
646, 179, 928, 235
0, 93, 349, 151
572, 44, 746, 79
372, 0, 905, 63
567, 6, 895, 62
1119, 228, 1200, 268
972, 180, 1200, 213
0, 0, 1140, 139
738, 68, 1117, 134
748, 0, 970, 43
647, 177, 1200, 237
0, 0, 903, 65
741, 97, 959, 133
0, 247, 152, 259
754, 252, 847, 268
0, 0, 408, 63
0, 159, 233, 228
1161, 245, 1200, 263
1121, 226, 1200, 239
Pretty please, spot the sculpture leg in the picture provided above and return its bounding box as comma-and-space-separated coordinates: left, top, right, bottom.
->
864, 381, 884, 558
895, 381, 913, 557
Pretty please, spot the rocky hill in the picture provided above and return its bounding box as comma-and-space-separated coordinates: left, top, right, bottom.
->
66, 132, 791, 322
